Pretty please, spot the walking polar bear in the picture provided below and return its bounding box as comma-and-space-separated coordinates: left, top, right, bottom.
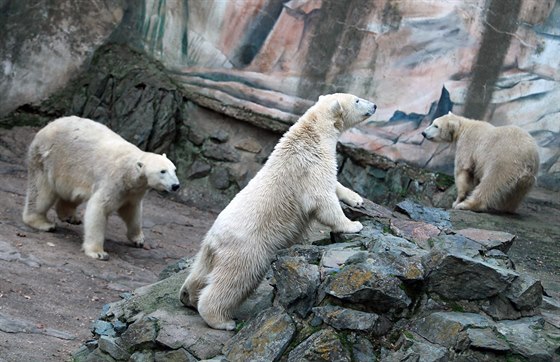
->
179, 93, 377, 330
23, 116, 180, 260
422, 112, 539, 213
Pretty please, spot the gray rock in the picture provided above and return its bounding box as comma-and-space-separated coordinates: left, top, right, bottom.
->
209, 167, 231, 190
312, 305, 389, 335
119, 316, 159, 351
465, 328, 510, 352
413, 312, 494, 349
272, 256, 320, 318
287, 328, 351, 362
98, 336, 130, 360
203, 142, 240, 162
150, 309, 232, 360
223, 306, 296, 362
350, 335, 377, 362
428, 234, 485, 258
0, 240, 42, 268
504, 273, 543, 310
129, 350, 155, 362
276, 244, 323, 265
479, 294, 523, 320
186, 160, 212, 179
209, 129, 229, 143
154, 348, 198, 362
234, 279, 274, 321
320, 248, 365, 277
83, 348, 116, 362
368, 234, 428, 282
91, 319, 117, 337
425, 252, 518, 300
0, 312, 76, 340
394, 199, 452, 229
323, 262, 411, 314
382, 331, 449, 362
496, 316, 559, 361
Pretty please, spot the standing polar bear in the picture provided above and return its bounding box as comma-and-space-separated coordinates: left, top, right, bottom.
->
23, 116, 180, 260
179, 93, 377, 330
422, 112, 539, 213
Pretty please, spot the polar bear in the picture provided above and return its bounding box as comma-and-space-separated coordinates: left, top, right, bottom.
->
179, 93, 377, 330
22, 116, 180, 260
422, 112, 539, 213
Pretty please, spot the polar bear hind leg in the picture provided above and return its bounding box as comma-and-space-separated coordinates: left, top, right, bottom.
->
23, 167, 57, 231
179, 244, 216, 308
55, 199, 82, 225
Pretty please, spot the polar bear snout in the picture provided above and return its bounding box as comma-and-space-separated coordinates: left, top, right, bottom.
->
171, 183, 180, 191
365, 103, 377, 116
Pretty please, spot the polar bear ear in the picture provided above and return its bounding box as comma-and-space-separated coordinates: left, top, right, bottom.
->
162, 153, 167, 158
136, 161, 144, 169
448, 111, 454, 115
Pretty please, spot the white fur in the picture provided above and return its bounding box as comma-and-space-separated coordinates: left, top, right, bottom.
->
423, 112, 539, 213
22, 116, 180, 260
179, 93, 377, 330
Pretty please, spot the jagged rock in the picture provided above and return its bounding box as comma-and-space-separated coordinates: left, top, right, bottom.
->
209, 167, 231, 190
186, 160, 212, 180
287, 328, 351, 362
209, 129, 229, 143
202, 142, 240, 162
154, 349, 198, 362
389, 218, 441, 248
272, 256, 320, 318
504, 273, 543, 310
323, 262, 411, 314
129, 350, 154, 362
455, 228, 516, 253
428, 234, 486, 258
394, 200, 452, 229
234, 279, 275, 321
413, 312, 494, 349
223, 306, 296, 362
319, 248, 365, 277
350, 335, 377, 362
465, 328, 510, 352
425, 251, 519, 300
276, 244, 323, 265
98, 336, 131, 361
383, 331, 449, 362
235, 138, 262, 153
119, 316, 158, 351
367, 233, 428, 282
312, 305, 390, 335
496, 316, 559, 361
92, 320, 117, 337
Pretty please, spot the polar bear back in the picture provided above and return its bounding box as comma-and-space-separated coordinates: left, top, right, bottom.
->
29, 116, 143, 202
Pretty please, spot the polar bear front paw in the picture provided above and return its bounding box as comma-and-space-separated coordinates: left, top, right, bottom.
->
338, 220, 363, 233
129, 233, 145, 248
84, 249, 109, 261
345, 193, 364, 207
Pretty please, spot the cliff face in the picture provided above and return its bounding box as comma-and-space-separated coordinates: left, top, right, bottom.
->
1, 0, 559, 188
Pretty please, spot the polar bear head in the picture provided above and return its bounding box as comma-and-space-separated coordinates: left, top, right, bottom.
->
137, 153, 180, 192
317, 93, 377, 131
422, 112, 460, 143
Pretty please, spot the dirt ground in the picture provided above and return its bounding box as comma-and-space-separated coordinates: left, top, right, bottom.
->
0, 126, 558, 362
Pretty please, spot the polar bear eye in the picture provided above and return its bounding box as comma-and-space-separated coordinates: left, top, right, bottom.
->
160, 170, 167, 174
355, 99, 359, 104
433, 125, 439, 129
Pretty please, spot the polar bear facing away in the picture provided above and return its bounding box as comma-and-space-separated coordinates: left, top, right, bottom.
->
179, 93, 377, 330
23, 116, 180, 260
422, 112, 539, 213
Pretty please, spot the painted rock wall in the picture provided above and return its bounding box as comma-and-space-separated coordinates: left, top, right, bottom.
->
114, 0, 559, 189
1, 0, 559, 189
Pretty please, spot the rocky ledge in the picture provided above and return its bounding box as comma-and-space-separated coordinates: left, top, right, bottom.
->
73, 199, 560, 362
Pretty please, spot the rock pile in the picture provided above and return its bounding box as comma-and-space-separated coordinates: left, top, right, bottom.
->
74, 199, 560, 361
